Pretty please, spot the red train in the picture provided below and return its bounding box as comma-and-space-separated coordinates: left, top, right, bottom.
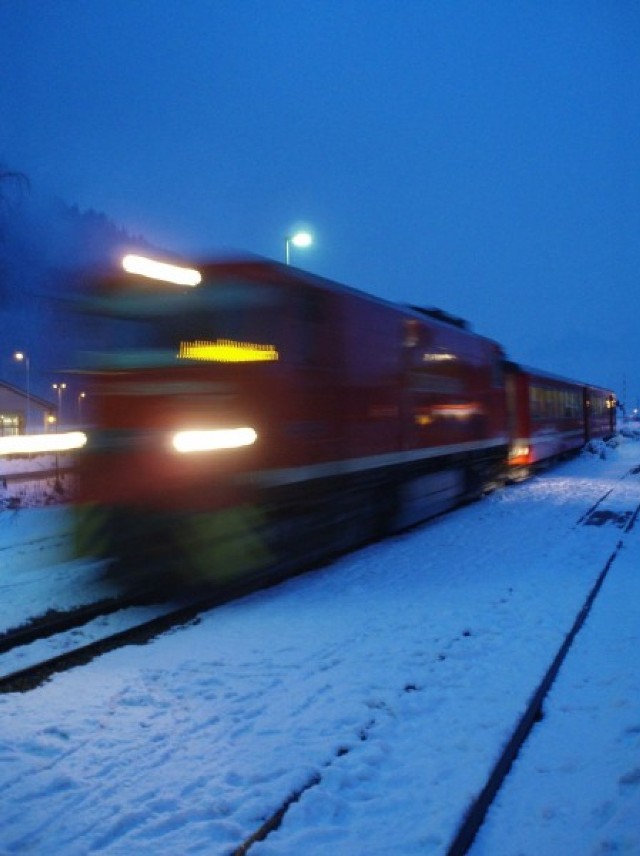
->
73, 254, 616, 585
505, 363, 616, 479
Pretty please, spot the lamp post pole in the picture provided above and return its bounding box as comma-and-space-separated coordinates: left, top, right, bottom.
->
52, 382, 66, 487
13, 352, 30, 433
52, 383, 66, 430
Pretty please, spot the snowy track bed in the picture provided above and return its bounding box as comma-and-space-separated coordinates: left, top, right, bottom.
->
470, 522, 640, 855
0, 505, 117, 634
0, 602, 184, 691
0, 441, 639, 854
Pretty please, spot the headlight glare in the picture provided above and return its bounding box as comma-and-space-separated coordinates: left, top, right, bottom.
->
172, 427, 257, 453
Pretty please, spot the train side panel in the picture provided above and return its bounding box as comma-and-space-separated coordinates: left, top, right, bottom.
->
505, 363, 616, 476
336, 294, 508, 523
585, 385, 617, 441
337, 299, 508, 459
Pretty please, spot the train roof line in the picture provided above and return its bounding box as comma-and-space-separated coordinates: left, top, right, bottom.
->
191, 256, 502, 340
505, 360, 615, 394
101, 250, 500, 347
407, 306, 470, 330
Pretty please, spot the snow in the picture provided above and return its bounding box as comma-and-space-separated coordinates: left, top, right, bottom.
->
1, 439, 639, 854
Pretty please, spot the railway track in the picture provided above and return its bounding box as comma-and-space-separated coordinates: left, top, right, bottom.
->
227, 465, 640, 856
0, 597, 188, 694
0, 595, 145, 656
445, 473, 640, 856
0, 563, 311, 694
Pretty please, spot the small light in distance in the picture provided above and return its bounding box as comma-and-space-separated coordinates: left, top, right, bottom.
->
0, 432, 87, 456
172, 427, 258, 453
122, 254, 202, 287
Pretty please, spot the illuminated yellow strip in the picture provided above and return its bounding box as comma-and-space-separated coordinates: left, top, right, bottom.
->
178, 339, 279, 363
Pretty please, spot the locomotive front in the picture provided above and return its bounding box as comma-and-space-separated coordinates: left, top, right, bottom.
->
74, 255, 291, 585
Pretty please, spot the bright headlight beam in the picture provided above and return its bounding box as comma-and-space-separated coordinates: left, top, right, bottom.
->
122, 254, 202, 287
172, 427, 257, 453
0, 432, 87, 456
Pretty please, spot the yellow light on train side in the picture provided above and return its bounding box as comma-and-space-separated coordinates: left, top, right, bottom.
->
122, 254, 202, 287
178, 339, 279, 363
172, 427, 258, 453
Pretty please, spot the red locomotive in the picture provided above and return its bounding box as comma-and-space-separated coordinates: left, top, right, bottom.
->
74, 253, 615, 585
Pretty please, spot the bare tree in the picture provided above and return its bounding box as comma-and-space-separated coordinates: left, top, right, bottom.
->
0, 168, 30, 213
0, 169, 30, 306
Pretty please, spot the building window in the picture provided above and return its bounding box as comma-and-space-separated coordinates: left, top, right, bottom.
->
0, 414, 20, 436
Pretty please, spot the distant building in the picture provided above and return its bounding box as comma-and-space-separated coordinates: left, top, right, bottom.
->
0, 381, 56, 434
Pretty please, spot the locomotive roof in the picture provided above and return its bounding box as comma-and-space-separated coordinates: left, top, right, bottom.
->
505, 360, 615, 396
92, 251, 503, 351
188, 255, 501, 345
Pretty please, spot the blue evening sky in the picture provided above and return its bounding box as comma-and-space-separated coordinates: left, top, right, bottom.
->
2, 1, 639, 403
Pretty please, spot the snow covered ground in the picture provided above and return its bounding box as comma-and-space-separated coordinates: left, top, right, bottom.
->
0, 438, 639, 855
1, 452, 77, 511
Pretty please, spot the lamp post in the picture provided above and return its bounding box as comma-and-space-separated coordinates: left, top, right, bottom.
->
78, 391, 86, 423
13, 351, 30, 433
52, 383, 66, 429
285, 230, 313, 265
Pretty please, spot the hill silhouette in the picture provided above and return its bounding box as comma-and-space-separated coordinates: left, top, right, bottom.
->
1, 175, 152, 408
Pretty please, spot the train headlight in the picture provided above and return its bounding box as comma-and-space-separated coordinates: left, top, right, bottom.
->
171, 427, 257, 453
0, 431, 88, 455
122, 254, 202, 287
509, 444, 530, 461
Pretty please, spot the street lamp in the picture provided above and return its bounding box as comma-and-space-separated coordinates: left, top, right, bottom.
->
78, 391, 86, 423
285, 230, 313, 265
13, 351, 30, 433
52, 383, 66, 428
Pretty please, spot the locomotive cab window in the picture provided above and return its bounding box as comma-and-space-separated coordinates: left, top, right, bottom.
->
84, 277, 286, 368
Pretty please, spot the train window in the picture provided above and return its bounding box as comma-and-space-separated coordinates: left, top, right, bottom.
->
530, 386, 542, 420
546, 389, 553, 418
82, 278, 286, 367
287, 290, 326, 367
491, 360, 504, 388
189, 279, 283, 344
530, 385, 574, 420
